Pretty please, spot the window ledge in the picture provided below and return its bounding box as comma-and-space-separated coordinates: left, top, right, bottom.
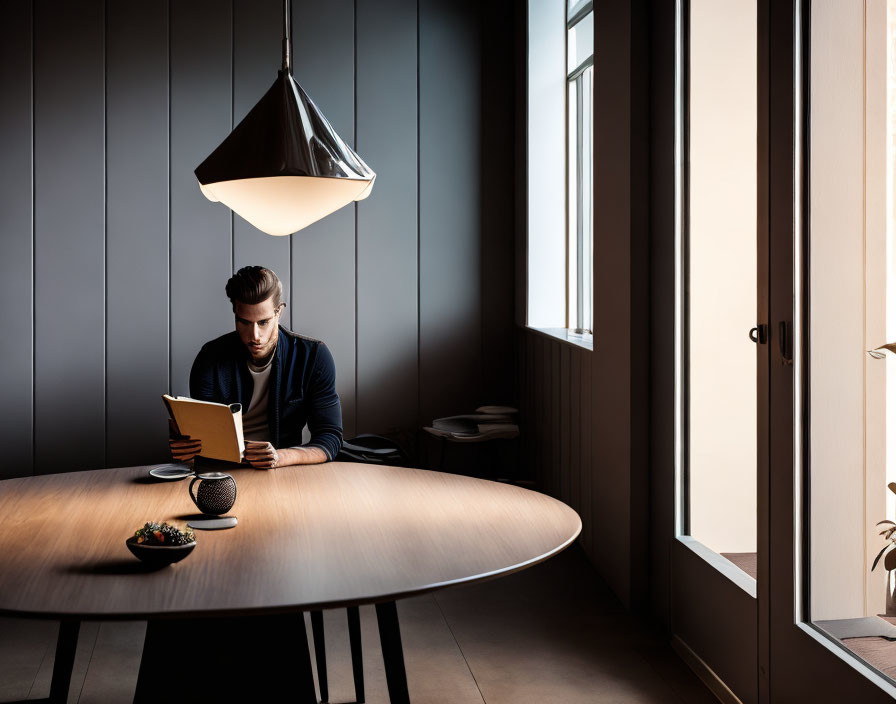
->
526, 326, 594, 351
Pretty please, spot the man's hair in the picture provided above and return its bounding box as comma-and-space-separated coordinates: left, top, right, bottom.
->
225, 266, 283, 310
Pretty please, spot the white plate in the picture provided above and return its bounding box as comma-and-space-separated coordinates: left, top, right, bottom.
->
148, 464, 194, 481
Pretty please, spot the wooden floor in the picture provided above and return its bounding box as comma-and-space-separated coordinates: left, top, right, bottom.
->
0, 545, 716, 703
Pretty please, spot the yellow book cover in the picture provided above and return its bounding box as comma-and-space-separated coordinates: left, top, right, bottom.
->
162, 395, 245, 464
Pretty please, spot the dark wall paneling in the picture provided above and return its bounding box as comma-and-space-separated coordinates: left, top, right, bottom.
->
538, 336, 548, 490
628, 0, 650, 611
591, 0, 633, 605
419, 0, 481, 425
355, 0, 418, 438
33, 0, 106, 473
581, 349, 592, 558
480, 0, 516, 407
5, 0, 514, 476
560, 345, 570, 505
525, 331, 534, 480
513, 0, 652, 609
0, 1, 33, 478
169, 0, 233, 396
105, 0, 170, 467
232, 0, 290, 288
290, 0, 357, 440
571, 349, 581, 527
648, 0, 676, 627
551, 341, 560, 500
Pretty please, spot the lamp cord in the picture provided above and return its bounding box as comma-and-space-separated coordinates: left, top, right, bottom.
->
282, 0, 291, 72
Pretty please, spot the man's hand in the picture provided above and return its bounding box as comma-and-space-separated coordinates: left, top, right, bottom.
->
243, 442, 328, 468
244, 440, 280, 469
168, 419, 201, 462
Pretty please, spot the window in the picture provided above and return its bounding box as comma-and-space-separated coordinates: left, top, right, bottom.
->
567, 2, 593, 334
526, 0, 593, 347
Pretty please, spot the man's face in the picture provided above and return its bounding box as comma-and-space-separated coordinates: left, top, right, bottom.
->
234, 296, 283, 362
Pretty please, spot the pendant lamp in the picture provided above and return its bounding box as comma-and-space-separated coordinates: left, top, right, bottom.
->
195, 0, 375, 236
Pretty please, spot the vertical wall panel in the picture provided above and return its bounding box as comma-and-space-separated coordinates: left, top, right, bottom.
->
419, 0, 481, 423
548, 340, 563, 497
582, 350, 593, 558
33, 0, 106, 473
542, 337, 551, 490
355, 0, 418, 438
571, 350, 581, 517
291, 0, 357, 440
533, 337, 542, 487
232, 0, 290, 285
0, 1, 33, 478
169, 0, 233, 396
480, 0, 516, 406
560, 345, 570, 504
520, 332, 530, 479
106, 0, 170, 467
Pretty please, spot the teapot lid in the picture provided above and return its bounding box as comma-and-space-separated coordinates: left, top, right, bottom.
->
196, 471, 232, 480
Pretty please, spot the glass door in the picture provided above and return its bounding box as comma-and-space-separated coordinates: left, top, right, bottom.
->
768, 0, 896, 699
670, 2, 761, 701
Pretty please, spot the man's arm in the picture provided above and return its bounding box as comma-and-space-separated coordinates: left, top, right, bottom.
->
189, 344, 218, 402
245, 442, 327, 468
299, 343, 344, 460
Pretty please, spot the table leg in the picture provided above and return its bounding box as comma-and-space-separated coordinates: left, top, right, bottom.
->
49, 619, 80, 704
347, 606, 365, 702
375, 601, 409, 704
310, 610, 329, 702
4, 620, 80, 704
294, 614, 319, 704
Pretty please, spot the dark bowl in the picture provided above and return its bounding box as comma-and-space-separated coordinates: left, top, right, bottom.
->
126, 537, 196, 567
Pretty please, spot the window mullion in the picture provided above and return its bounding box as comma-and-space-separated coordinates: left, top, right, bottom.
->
576, 71, 585, 333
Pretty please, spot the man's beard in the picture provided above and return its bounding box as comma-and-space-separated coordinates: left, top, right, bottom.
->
248, 337, 276, 366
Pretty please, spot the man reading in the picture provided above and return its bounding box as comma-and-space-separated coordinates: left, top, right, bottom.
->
169, 265, 342, 467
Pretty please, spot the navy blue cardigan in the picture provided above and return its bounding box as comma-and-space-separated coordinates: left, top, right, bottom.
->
189, 326, 343, 460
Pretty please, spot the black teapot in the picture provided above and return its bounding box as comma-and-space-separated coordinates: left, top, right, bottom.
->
189, 472, 237, 516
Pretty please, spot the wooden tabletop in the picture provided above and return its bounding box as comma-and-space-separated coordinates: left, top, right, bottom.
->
0, 463, 580, 620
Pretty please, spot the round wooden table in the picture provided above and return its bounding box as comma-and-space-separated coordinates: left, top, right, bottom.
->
0, 462, 581, 702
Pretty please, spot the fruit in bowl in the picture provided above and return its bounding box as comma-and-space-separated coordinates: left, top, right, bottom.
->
126, 522, 196, 566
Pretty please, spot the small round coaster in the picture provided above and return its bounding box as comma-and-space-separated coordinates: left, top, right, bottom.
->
187, 516, 238, 531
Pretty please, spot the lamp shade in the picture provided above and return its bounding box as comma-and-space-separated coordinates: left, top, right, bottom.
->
195, 70, 375, 236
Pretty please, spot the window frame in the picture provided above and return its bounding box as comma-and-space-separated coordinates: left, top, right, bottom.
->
566, 4, 594, 336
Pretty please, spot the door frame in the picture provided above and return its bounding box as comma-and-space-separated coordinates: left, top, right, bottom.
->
666, 1, 761, 702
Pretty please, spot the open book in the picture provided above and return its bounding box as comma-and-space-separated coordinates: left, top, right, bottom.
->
162, 395, 245, 464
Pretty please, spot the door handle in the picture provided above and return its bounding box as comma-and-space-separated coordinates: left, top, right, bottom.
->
749, 325, 768, 344
778, 321, 793, 365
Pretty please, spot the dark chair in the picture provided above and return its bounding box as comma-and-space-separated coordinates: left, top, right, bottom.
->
310, 435, 408, 702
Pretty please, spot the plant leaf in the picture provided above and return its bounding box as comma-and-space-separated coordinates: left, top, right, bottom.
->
870, 343, 896, 358
878, 520, 896, 527
889, 482, 896, 496
885, 548, 896, 571
873, 544, 890, 571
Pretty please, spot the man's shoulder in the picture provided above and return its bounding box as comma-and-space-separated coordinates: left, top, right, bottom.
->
279, 327, 323, 346
278, 328, 334, 371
